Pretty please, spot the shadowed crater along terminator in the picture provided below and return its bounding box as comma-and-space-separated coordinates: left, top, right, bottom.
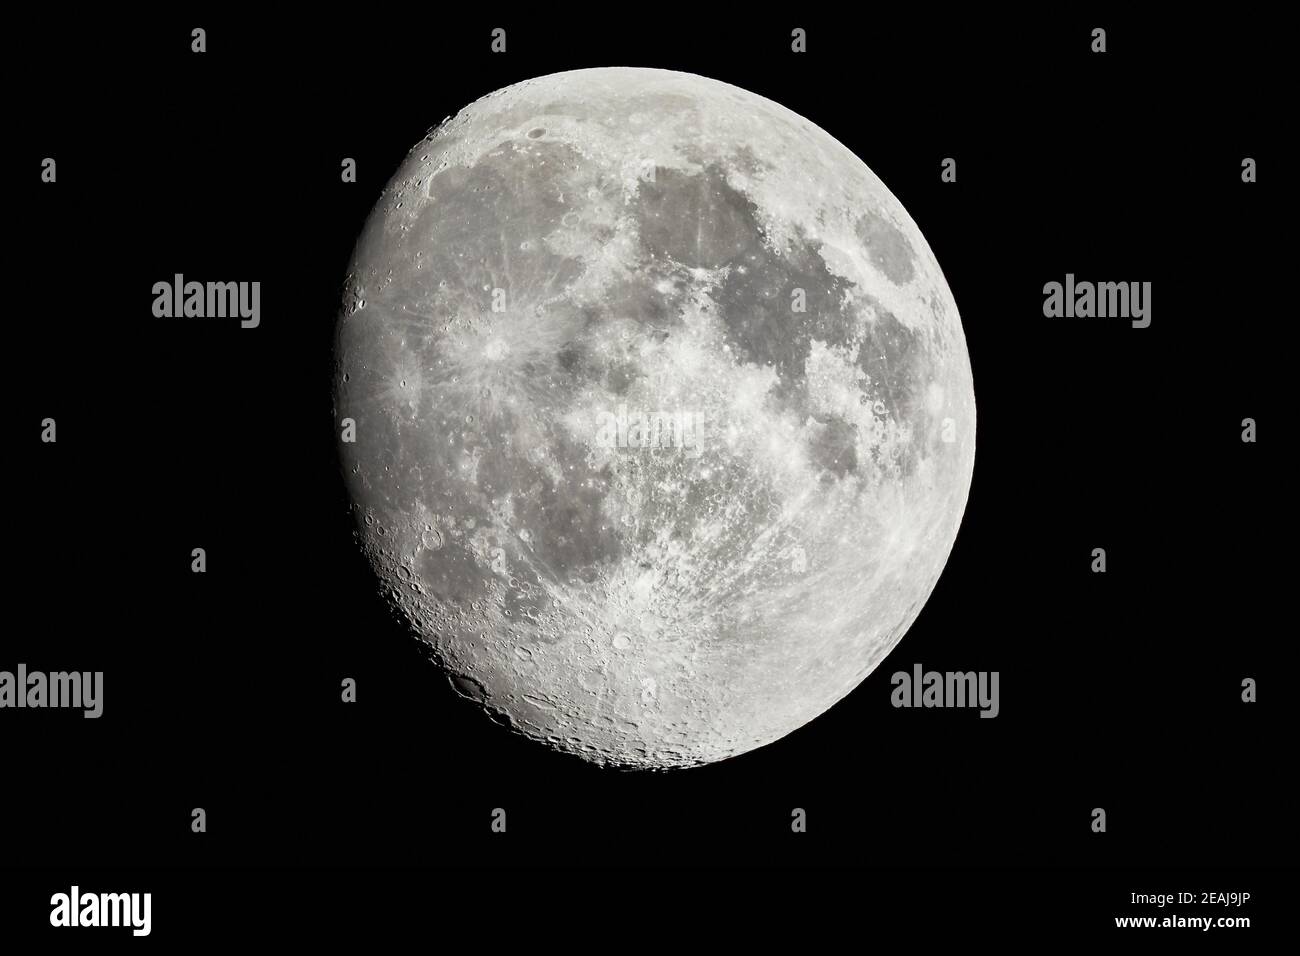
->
334, 67, 976, 769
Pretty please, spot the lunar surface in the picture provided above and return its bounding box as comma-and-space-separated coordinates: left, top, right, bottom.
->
334, 67, 976, 769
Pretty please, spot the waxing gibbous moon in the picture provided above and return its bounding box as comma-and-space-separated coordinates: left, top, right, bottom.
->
334, 67, 976, 769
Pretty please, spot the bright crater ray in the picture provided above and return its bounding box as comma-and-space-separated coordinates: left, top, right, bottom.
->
334, 67, 976, 769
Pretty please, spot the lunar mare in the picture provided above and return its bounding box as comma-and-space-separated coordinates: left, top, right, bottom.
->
334, 67, 976, 769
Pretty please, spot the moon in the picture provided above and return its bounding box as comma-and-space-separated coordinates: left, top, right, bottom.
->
334, 67, 976, 769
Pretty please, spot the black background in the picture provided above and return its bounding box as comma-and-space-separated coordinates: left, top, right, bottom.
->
7, 9, 1292, 939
